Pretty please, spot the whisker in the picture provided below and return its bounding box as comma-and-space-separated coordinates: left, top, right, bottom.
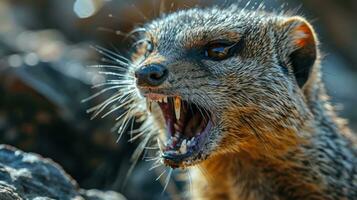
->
91, 81, 132, 89
98, 71, 134, 78
128, 128, 147, 142
114, 98, 136, 120
87, 92, 122, 110
102, 97, 135, 119
92, 92, 130, 112
115, 117, 132, 143
151, 156, 162, 165
92, 46, 130, 67
145, 156, 161, 161
81, 85, 125, 103
129, 128, 145, 135
187, 170, 193, 199
143, 154, 158, 159
149, 162, 163, 171
129, 112, 136, 139
116, 107, 136, 140
93, 45, 131, 63
162, 168, 173, 194
123, 130, 154, 187
88, 92, 132, 118
104, 79, 134, 84
144, 146, 160, 150
87, 64, 128, 71
100, 58, 133, 68
156, 168, 167, 181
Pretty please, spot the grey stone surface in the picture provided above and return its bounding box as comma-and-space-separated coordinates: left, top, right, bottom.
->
0, 145, 126, 200
80, 189, 126, 200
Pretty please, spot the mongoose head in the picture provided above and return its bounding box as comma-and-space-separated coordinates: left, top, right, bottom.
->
130, 6, 318, 168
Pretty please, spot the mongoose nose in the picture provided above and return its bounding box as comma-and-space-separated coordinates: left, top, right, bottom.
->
135, 64, 168, 87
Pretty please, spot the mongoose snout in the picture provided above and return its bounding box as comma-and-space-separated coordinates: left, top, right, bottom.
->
135, 63, 168, 87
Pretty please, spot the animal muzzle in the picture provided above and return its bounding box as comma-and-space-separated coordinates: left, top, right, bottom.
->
134, 63, 168, 87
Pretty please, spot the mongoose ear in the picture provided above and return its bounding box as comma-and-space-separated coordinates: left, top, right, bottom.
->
280, 17, 317, 88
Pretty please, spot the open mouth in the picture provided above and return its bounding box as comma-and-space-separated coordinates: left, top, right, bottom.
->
146, 94, 213, 168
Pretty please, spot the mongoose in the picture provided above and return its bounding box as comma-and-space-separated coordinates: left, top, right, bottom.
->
102, 5, 357, 200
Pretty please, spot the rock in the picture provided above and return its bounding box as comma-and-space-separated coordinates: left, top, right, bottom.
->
0, 145, 126, 200
80, 189, 126, 200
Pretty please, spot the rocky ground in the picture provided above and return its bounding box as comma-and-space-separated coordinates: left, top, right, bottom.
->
0, 145, 126, 200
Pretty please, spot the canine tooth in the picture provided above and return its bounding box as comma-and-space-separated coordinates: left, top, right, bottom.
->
188, 137, 195, 146
174, 123, 180, 130
167, 138, 172, 146
187, 140, 191, 146
163, 97, 168, 103
174, 96, 181, 120
179, 139, 187, 154
146, 98, 152, 112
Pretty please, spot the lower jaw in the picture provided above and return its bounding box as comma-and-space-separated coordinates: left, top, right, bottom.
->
161, 121, 213, 168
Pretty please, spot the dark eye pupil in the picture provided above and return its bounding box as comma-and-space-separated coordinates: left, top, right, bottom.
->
204, 42, 233, 60
146, 42, 153, 52
206, 47, 227, 58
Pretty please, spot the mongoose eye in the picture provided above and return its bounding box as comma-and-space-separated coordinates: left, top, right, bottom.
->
204, 41, 236, 61
145, 41, 154, 54
133, 39, 154, 57
142, 40, 154, 57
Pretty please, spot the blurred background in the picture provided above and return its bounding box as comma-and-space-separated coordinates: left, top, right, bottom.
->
0, 0, 356, 199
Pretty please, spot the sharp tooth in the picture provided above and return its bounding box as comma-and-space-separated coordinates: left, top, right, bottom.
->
175, 132, 181, 138
163, 97, 168, 103
158, 98, 162, 103
191, 138, 196, 146
174, 123, 180, 131
167, 138, 172, 146
174, 96, 181, 121
191, 137, 195, 143
146, 98, 152, 113
179, 139, 187, 154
